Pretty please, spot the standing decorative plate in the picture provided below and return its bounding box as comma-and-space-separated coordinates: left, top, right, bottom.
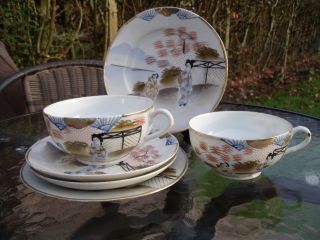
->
104, 7, 228, 133
20, 149, 188, 202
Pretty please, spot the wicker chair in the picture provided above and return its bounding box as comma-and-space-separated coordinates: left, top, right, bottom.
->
0, 59, 106, 118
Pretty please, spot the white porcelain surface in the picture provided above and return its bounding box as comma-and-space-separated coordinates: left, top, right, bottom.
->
26, 135, 179, 181
104, 7, 228, 133
189, 111, 312, 180
30, 154, 176, 190
189, 111, 293, 139
20, 149, 188, 202
43, 95, 174, 163
43, 95, 153, 117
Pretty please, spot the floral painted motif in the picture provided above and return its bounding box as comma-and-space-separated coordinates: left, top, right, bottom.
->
61, 140, 170, 176
133, 118, 145, 126
194, 140, 258, 173
191, 128, 296, 179
233, 154, 242, 162
148, 27, 202, 63
128, 145, 161, 168
199, 141, 207, 151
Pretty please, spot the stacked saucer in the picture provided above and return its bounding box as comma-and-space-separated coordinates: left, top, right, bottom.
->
21, 134, 188, 201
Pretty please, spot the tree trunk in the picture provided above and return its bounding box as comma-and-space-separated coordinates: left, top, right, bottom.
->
103, 0, 109, 60
224, 0, 231, 54
43, 0, 56, 62
279, 0, 298, 82
109, 0, 118, 43
257, 0, 278, 67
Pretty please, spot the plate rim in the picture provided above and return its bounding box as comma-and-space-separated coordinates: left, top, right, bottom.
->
20, 148, 188, 202
29, 153, 176, 190
25, 134, 179, 182
104, 6, 228, 133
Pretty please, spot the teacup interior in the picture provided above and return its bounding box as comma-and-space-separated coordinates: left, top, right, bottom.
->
189, 111, 292, 140
44, 95, 153, 118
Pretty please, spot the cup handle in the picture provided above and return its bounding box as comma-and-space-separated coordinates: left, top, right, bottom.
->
284, 126, 311, 155
144, 108, 174, 142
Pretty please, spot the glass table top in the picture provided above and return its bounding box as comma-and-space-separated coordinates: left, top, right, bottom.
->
0, 103, 319, 239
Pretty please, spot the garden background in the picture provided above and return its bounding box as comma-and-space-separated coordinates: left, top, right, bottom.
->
0, 0, 319, 116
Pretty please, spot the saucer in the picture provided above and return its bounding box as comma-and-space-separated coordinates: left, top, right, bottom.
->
104, 7, 228, 133
26, 134, 179, 182
20, 149, 188, 202
28, 153, 176, 190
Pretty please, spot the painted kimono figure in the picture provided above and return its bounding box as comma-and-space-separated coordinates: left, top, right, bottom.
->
178, 60, 193, 106
90, 134, 106, 160
145, 73, 159, 100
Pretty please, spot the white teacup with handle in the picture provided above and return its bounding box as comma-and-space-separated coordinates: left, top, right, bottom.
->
189, 111, 312, 180
43, 95, 174, 165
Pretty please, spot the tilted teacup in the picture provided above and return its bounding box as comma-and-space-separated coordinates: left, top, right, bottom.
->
189, 111, 312, 180
43, 95, 174, 164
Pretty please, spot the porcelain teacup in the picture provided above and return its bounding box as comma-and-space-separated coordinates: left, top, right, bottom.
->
43, 95, 174, 165
189, 111, 312, 180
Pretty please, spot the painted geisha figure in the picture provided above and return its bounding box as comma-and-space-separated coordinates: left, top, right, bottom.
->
90, 134, 106, 160
144, 73, 159, 100
178, 59, 193, 106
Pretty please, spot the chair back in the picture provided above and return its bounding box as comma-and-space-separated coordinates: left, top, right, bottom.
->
0, 60, 106, 117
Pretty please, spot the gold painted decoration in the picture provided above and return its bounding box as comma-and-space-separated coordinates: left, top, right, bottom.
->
160, 67, 181, 85
64, 141, 88, 154
51, 129, 63, 140
195, 46, 220, 61
233, 160, 261, 173
284, 136, 291, 145
247, 138, 275, 149
112, 117, 145, 131
64, 118, 96, 129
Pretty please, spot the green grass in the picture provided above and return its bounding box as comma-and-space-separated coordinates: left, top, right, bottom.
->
247, 73, 320, 117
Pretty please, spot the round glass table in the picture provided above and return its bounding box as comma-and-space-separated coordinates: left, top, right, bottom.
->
0, 103, 319, 239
